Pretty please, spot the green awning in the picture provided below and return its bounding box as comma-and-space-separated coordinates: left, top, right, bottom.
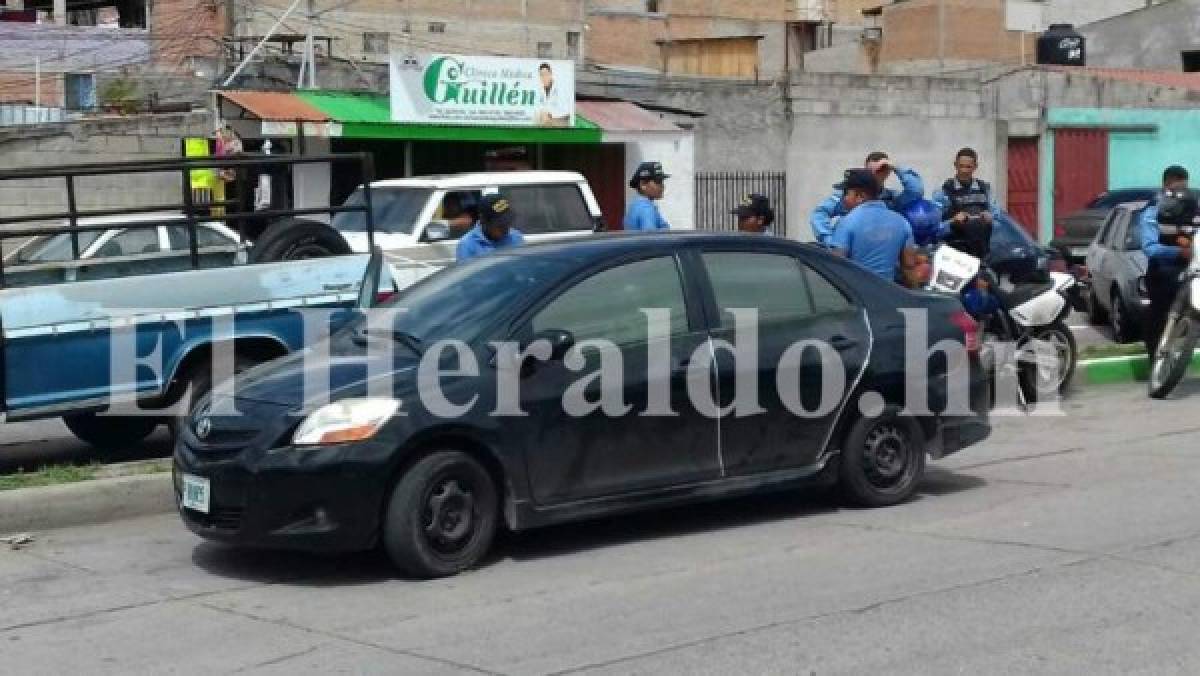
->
294, 90, 603, 144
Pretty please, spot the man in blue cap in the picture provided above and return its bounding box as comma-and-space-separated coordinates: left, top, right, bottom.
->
732, 193, 775, 233
810, 151, 924, 246
624, 161, 671, 231
456, 192, 525, 261
829, 168, 918, 284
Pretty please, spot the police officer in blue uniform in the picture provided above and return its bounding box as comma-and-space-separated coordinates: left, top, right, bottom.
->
932, 147, 997, 260
829, 169, 918, 283
456, 192, 525, 262
624, 162, 671, 231
810, 151, 924, 246
1140, 165, 1195, 355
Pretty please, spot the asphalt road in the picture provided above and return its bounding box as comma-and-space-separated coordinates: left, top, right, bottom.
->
4, 380, 1200, 675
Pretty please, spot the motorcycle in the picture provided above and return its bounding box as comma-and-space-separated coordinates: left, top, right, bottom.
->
1147, 236, 1199, 400
927, 245, 1079, 405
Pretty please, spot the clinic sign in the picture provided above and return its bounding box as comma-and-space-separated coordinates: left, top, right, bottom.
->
390, 53, 575, 127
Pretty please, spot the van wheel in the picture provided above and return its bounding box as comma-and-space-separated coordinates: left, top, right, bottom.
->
382, 451, 498, 578
838, 408, 925, 507
247, 219, 351, 262
63, 413, 158, 452
167, 354, 259, 442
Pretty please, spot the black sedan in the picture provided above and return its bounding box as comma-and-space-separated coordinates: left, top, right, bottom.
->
1051, 187, 1157, 264
175, 234, 991, 578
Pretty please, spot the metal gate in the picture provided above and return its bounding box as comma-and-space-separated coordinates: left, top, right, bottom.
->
695, 171, 787, 235
1054, 129, 1109, 234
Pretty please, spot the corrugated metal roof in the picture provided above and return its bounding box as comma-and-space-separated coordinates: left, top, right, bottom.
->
575, 101, 681, 132
219, 90, 329, 122
1043, 65, 1200, 92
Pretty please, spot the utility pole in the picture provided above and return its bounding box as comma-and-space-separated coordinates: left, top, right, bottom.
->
302, 0, 317, 89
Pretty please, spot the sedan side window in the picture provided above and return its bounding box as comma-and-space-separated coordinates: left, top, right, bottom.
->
703, 252, 848, 328
92, 228, 160, 258
532, 256, 689, 346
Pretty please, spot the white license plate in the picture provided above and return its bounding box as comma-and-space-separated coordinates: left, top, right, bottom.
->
181, 474, 210, 514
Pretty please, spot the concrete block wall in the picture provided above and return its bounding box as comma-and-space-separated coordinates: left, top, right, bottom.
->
0, 112, 212, 222
579, 69, 998, 239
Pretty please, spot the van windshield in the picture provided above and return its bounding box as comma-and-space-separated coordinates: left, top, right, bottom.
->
333, 187, 432, 235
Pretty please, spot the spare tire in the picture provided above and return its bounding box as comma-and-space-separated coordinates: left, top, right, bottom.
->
248, 219, 352, 262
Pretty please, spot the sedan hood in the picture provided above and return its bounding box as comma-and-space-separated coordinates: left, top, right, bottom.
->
233, 332, 419, 409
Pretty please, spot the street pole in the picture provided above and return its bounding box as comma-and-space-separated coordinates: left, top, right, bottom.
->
34, 56, 40, 109
304, 0, 317, 88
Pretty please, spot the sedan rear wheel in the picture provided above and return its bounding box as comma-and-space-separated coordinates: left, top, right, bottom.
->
838, 408, 925, 508
382, 451, 498, 578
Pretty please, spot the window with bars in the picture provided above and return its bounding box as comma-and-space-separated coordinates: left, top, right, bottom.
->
537, 41, 553, 58
428, 22, 446, 33
567, 31, 581, 59
363, 32, 389, 54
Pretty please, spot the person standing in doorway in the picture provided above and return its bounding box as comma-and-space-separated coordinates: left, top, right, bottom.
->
624, 162, 671, 231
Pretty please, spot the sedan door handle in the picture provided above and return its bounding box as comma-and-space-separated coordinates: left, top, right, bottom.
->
830, 335, 859, 352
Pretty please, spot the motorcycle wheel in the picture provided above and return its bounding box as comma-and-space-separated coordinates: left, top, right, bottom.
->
1148, 314, 1198, 400
1018, 321, 1077, 403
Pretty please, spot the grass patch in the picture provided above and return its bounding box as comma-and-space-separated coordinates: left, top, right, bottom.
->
1080, 343, 1147, 360
0, 463, 99, 492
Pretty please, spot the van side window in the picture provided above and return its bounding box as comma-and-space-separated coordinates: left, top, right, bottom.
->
504, 184, 593, 235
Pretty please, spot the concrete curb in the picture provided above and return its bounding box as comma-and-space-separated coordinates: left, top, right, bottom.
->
0, 472, 173, 536
1079, 352, 1200, 386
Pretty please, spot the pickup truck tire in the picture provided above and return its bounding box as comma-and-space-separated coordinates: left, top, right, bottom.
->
62, 413, 158, 452
247, 219, 352, 263
167, 354, 259, 442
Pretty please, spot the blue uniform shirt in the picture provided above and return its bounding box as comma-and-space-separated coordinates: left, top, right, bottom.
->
456, 223, 525, 261
1139, 205, 1184, 263
810, 166, 924, 246
829, 200, 915, 281
624, 195, 670, 231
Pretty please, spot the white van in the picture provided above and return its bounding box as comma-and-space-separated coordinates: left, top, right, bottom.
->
331, 171, 604, 288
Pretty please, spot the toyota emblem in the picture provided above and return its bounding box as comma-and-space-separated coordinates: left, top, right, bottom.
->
195, 417, 212, 440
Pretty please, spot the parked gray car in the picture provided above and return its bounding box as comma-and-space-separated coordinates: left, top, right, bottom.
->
1085, 202, 1150, 343
1053, 188, 1157, 264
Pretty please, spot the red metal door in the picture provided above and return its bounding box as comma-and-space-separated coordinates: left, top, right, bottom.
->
1054, 129, 1109, 235
1007, 137, 1040, 238
541, 143, 626, 230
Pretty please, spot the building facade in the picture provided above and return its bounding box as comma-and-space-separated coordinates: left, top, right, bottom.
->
586, 0, 834, 79
239, 0, 587, 66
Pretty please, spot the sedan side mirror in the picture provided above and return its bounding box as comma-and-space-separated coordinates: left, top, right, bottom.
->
532, 328, 575, 361
423, 222, 452, 243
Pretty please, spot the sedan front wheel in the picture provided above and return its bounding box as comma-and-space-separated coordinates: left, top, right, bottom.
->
382, 451, 499, 578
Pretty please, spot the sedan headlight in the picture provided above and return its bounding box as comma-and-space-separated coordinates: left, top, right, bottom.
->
293, 398, 399, 446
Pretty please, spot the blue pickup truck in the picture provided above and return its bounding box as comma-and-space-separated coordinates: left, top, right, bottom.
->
0, 153, 381, 451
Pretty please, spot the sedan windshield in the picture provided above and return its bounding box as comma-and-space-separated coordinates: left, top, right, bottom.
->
379, 254, 571, 345
333, 187, 432, 235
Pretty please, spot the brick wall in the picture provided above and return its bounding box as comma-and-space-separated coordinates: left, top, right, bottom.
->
0, 72, 64, 107
249, 0, 586, 63
151, 0, 227, 70
880, 0, 1036, 68
588, 13, 668, 69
